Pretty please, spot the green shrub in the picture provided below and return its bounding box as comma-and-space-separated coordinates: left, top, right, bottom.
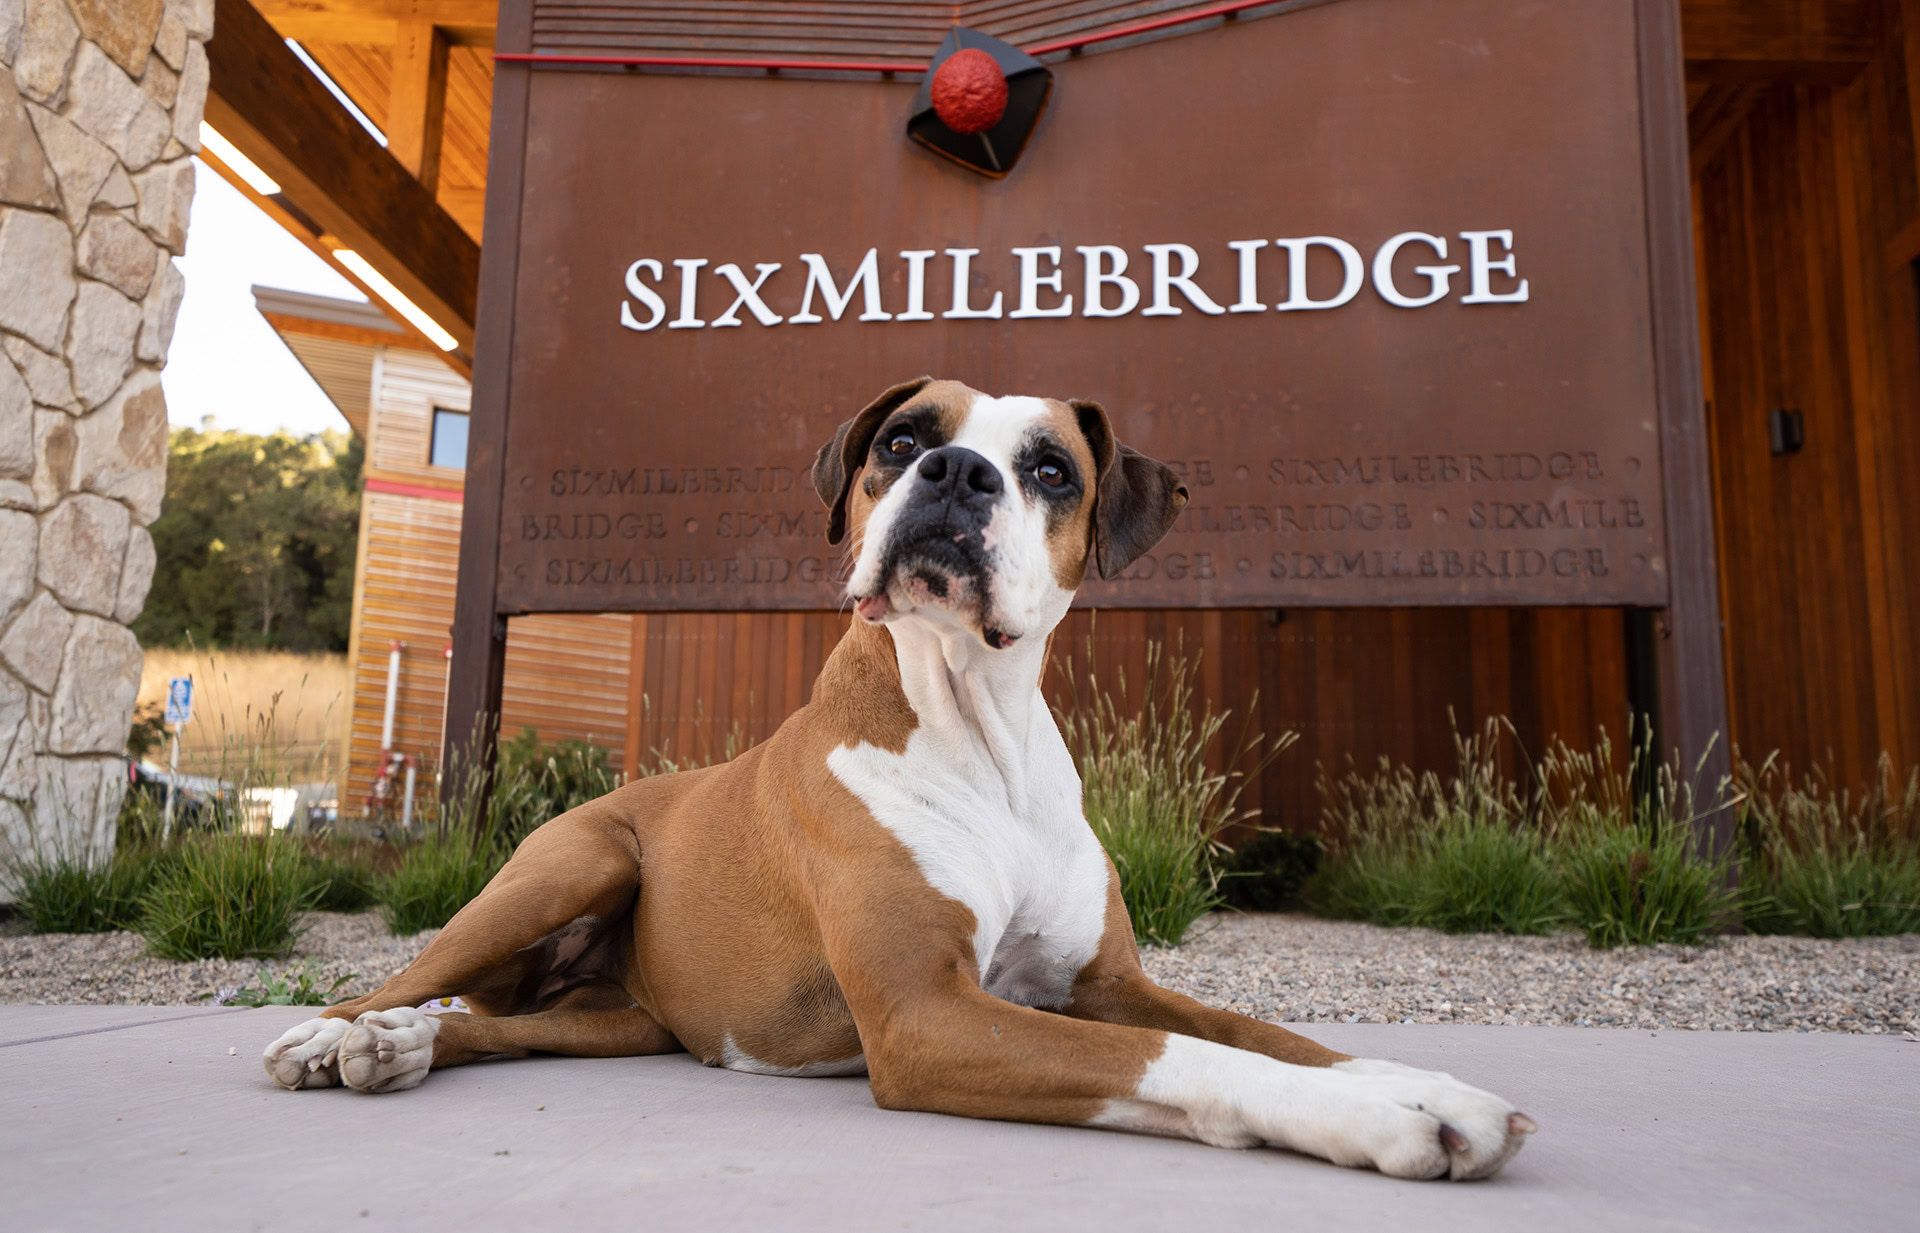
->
9, 850, 164, 933
485, 727, 624, 854
1739, 755, 1920, 937
301, 853, 380, 913
1559, 824, 1732, 947
1313, 812, 1563, 935
1311, 723, 1738, 943
1313, 726, 1564, 935
379, 836, 503, 935
1055, 634, 1292, 947
1544, 732, 1735, 947
1219, 829, 1321, 912
140, 835, 319, 960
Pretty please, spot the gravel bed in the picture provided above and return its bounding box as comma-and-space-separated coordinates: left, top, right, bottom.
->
3, 910, 1916, 1034
1141, 913, 1920, 1034
0, 911, 435, 1006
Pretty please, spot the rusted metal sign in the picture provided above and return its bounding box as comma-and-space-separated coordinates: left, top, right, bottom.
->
483, 0, 1677, 613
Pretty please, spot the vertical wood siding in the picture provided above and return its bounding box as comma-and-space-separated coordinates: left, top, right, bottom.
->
342, 350, 633, 807
1691, 21, 1920, 784
620, 607, 1629, 831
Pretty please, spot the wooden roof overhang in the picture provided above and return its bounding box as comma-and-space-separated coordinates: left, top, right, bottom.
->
253, 284, 437, 438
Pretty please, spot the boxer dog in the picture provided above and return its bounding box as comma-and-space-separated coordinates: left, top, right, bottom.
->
264, 377, 1534, 1180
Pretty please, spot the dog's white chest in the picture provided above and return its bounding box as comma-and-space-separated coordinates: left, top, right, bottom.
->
828, 722, 1110, 1009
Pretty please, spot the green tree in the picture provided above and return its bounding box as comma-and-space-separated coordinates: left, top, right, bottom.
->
135, 424, 362, 652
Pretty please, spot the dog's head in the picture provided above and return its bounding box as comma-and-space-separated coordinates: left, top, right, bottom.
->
812, 376, 1188, 649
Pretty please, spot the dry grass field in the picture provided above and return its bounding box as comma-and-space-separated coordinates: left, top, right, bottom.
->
136, 649, 350, 782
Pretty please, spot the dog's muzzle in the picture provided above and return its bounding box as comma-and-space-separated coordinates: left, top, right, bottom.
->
859, 447, 1019, 647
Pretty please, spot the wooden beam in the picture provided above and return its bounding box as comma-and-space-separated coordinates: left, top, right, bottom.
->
1687, 82, 1761, 176
1681, 0, 1877, 83
206, 0, 477, 354
199, 143, 473, 376
388, 20, 450, 195
251, 0, 497, 47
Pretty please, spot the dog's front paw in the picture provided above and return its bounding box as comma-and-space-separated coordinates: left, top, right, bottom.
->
339, 1007, 441, 1093
263, 1016, 351, 1091
1335, 1058, 1537, 1180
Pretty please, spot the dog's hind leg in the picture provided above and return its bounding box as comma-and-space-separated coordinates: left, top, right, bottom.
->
326, 807, 642, 1022
331, 983, 681, 1093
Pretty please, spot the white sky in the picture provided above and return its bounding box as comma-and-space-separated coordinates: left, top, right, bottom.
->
162, 159, 366, 438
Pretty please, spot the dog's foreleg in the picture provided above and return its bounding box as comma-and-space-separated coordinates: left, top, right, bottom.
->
1067, 969, 1352, 1068
1093, 1031, 1534, 1180
866, 985, 1530, 1180
426, 984, 681, 1068
266, 985, 680, 1093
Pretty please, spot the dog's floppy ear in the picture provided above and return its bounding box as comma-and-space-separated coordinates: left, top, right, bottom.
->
814, 376, 932, 545
1071, 399, 1189, 580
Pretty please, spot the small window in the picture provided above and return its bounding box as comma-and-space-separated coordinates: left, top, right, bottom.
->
430, 408, 469, 470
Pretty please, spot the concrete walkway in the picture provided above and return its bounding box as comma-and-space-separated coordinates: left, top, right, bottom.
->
1, 1006, 1913, 1232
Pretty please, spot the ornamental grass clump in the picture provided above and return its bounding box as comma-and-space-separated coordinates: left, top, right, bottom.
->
485, 727, 625, 854
301, 849, 381, 913
140, 834, 319, 960
1543, 732, 1736, 948
378, 835, 504, 935
1314, 723, 1563, 935
1738, 754, 1920, 938
8, 849, 166, 934
1312, 721, 1737, 945
6, 788, 176, 933
1055, 634, 1292, 947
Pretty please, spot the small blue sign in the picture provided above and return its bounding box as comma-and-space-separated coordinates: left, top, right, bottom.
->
164, 677, 193, 726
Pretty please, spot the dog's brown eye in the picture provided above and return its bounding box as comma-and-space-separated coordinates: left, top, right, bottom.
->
887, 429, 916, 457
1036, 461, 1066, 487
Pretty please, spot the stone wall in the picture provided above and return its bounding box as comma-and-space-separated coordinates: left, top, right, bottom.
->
0, 0, 210, 876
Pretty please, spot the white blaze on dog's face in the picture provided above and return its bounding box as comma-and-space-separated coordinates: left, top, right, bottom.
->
812, 377, 1189, 650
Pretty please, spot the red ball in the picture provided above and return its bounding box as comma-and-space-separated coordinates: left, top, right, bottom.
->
930, 49, 1009, 135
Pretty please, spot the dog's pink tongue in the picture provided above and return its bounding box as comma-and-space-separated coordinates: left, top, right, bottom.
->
855, 594, 890, 622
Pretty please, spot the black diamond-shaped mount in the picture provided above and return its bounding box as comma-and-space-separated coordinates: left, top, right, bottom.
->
907, 27, 1053, 179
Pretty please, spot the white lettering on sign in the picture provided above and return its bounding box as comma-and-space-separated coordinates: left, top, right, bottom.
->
617, 233, 1529, 331
1372, 232, 1460, 308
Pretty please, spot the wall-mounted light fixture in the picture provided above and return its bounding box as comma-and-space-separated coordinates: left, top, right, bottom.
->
1768, 407, 1804, 456
906, 28, 1051, 178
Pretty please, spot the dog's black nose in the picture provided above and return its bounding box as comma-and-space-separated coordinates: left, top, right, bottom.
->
918, 447, 1002, 500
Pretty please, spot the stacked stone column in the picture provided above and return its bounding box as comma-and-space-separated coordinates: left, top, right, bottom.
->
0, 0, 210, 875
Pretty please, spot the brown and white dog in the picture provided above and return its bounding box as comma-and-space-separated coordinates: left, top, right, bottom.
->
264, 377, 1535, 1180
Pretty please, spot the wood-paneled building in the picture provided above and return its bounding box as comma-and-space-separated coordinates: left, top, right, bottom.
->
259, 288, 631, 809
223, 0, 1920, 822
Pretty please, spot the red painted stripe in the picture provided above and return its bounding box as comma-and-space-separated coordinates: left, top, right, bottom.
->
491, 51, 923, 72
492, 0, 1290, 73
366, 477, 464, 503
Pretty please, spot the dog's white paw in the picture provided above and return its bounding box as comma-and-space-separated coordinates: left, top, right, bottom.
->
339, 1007, 441, 1094
1334, 1058, 1537, 1180
263, 1016, 351, 1091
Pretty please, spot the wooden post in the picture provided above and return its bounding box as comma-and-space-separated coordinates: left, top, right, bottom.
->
1637, 0, 1735, 854
387, 20, 450, 196
442, 0, 533, 810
